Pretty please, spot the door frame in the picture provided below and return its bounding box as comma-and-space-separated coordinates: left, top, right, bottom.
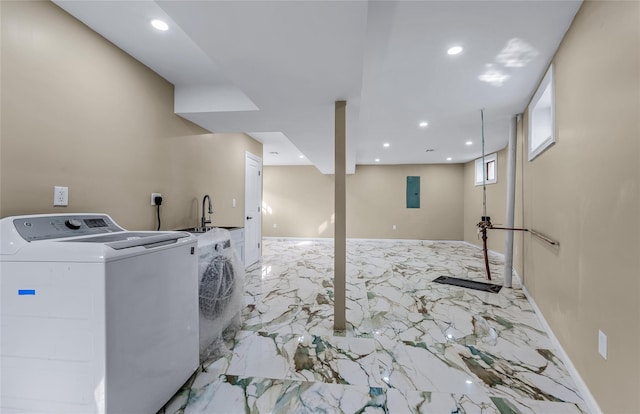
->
244, 151, 263, 267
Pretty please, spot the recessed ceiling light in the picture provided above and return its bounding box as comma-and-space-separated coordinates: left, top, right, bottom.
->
447, 45, 463, 55
446, 157, 452, 161
383, 143, 390, 148
375, 158, 381, 163
465, 141, 473, 146
419, 121, 429, 128
151, 19, 169, 31
465, 380, 473, 384
299, 155, 305, 159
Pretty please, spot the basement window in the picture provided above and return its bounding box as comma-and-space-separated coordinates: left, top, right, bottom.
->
474, 153, 497, 186
528, 64, 555, 161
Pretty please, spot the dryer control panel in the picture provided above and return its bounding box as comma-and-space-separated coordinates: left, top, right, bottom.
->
13, 214, 123, 241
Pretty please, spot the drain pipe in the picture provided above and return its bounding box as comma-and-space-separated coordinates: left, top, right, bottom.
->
503, 114, 519, 288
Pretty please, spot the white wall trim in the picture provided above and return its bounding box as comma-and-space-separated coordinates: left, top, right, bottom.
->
349, 238, 466, 243
521, 285, 602, 414
264, 237, 473, 243
263, 236, 332, 242
461, 240, 504, 258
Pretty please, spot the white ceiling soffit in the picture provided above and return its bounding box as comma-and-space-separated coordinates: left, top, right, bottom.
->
156, 0, 367, 174
249, 132, 312, 167
53, 0, 582, 174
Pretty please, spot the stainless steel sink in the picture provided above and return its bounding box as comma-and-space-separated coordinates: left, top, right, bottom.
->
177, 227, 215, 234
177, 226, 240, 234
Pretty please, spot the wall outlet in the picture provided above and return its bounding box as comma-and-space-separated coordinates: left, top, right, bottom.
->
54, 186, 68, 206
151, 192, 162, 206
598, 330, 607, 359
392, 225, 397, 230
273, 223, 277, 228
232, 198, 236, 208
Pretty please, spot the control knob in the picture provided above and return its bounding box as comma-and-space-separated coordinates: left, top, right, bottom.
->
65, 219, 82, 230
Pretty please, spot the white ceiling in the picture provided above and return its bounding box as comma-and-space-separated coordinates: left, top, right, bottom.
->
54, 0, 582, 174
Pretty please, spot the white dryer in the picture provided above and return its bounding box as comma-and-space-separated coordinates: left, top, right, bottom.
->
0, 214, 199, 414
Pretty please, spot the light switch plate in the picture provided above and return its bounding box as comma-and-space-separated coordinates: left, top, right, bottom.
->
598, 330, 607, 359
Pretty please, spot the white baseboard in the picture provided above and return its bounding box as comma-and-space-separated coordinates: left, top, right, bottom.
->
461, 240, 504, 258
263, 236, 331, 241
521, 284, 602, 414
263, 237, 467, 243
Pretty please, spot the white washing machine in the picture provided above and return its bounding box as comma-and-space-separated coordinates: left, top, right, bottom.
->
0, 214, 199, 414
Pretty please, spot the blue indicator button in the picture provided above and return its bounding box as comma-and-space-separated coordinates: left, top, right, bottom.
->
18, 289, 36, 295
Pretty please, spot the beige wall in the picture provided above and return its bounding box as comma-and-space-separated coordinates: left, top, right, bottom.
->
462, 140, 526, 278
347, 164, 463, 240
158, 133, 262, 229
463, 148, 508, 254
263, 166, 335, 238
0, 1, 261, 230
516, 2, 640, 413
263, 164, 464, 240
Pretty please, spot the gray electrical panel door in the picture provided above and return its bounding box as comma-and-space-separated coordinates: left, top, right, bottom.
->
406, 176, 420, 208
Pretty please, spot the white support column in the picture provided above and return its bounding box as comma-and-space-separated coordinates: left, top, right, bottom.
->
334, 101, 346, 332
503, 115, 519, 288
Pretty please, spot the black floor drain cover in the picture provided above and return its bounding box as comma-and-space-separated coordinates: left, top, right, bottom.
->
433, 276, 502, 293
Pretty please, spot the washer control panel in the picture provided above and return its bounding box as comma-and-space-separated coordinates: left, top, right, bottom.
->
13, 214, 123, 241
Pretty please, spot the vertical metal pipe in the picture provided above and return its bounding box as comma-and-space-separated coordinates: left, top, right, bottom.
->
334, 101, 347, 332
480, 109, 491, 281
481, 109, 487, 217
503, 115, 519, 288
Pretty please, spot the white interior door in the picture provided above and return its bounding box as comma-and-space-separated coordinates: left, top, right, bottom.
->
244, 152, 262, 267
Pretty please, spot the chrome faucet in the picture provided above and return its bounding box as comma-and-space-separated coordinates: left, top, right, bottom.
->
201, 195, 213, 228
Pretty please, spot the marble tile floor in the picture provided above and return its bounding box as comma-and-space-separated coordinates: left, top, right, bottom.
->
160, 239, 588, 414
